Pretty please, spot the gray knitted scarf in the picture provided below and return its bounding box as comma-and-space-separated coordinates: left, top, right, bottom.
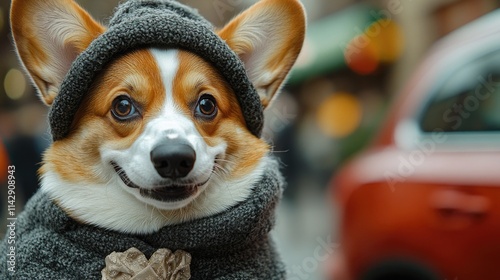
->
50, 0, 264, 141
0, 163, 285, 279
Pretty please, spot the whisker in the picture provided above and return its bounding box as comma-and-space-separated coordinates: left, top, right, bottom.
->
214, 162, 230, 175
269, 149, 289, 154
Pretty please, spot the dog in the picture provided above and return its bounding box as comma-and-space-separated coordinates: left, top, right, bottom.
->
2, 0, 305, 279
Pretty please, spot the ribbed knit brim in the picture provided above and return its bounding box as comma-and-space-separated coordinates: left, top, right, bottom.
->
49, 0, 264, 141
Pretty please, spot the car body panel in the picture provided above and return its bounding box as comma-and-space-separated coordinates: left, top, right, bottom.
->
333, 9, 500, 280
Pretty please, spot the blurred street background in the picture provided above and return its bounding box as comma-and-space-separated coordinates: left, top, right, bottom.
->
1, 0, 499, 279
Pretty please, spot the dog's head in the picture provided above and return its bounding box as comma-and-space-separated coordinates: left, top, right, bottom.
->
11, 0, 305, 233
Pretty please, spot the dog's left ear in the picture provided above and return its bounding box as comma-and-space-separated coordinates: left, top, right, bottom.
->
218, 0, 306, 108
10, 0, 105, 106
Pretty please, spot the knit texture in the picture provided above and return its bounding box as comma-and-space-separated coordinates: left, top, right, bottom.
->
49, 0, 264, 141
0, 161, 285, 279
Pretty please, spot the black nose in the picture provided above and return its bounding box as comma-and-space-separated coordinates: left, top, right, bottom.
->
150, 141, 196, 179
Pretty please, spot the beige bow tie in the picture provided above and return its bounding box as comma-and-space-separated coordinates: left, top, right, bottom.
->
101, 247, 191, 280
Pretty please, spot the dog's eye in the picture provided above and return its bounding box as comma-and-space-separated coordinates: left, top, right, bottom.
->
196, 94, 217, 118
111, 95, 139, 121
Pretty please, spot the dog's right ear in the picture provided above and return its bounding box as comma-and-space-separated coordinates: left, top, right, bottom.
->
10, 0, 104, 106
218, 0, 306, 109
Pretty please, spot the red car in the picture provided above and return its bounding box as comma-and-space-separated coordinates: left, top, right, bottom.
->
331, 10, 500, 280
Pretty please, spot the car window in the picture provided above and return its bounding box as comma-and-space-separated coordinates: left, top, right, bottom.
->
420, 50, 500, 133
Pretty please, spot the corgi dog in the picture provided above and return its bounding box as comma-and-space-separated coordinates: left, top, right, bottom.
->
10, 0, 305, 235
6, 0, 306, 279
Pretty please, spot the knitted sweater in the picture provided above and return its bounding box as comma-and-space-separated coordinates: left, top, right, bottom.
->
0, 163, 285, 279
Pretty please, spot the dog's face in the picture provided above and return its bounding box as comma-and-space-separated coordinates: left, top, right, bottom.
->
54, 49, 269, 211
11, 0, 305, 233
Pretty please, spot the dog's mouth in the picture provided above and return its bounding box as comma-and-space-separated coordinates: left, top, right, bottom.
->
111, 162, 210, 202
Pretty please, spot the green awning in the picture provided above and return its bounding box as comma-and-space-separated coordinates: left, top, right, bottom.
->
288, 4, 382, 85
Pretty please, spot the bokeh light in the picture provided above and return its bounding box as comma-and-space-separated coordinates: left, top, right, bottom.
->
316, 92, 363, 138
344, 34, 379, 75
344, 19, 404, 74
372, 19, 405, 63
4, 68, 27, 100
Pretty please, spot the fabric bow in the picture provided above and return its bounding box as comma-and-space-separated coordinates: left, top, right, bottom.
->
101, 247, 191, 280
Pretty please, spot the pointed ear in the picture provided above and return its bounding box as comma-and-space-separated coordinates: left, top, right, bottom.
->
218, 0, 306, 108
10, 0, 104, 106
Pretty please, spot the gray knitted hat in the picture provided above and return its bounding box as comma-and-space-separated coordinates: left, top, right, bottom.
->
49, 0, 264, 141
